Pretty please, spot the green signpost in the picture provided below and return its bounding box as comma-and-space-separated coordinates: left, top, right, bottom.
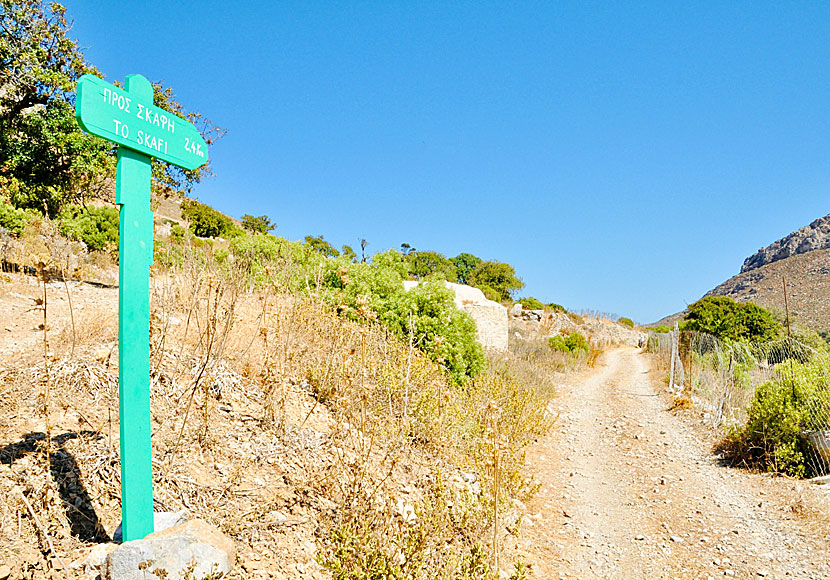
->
75, 74, 209, 541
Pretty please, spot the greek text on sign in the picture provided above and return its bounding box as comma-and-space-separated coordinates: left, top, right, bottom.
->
75, 74, 209, 170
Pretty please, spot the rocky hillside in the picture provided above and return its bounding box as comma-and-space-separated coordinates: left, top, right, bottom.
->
741, 213, 830, 272
653, 214, 830, 333
653, 244, 830, 333
705, 248, 830, 331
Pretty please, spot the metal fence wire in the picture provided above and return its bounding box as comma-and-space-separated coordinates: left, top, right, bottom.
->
647, 328, 830, 477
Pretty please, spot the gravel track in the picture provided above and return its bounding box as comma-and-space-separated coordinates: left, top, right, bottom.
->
512, 348, 830, 580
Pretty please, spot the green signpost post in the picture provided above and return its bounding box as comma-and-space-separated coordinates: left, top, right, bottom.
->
75, 74, 209, 541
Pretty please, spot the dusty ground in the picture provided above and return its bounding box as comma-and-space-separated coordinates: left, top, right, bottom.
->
508, 348, 830, 580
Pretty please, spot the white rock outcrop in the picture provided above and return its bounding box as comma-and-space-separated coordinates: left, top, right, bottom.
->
404, 281, 508, 351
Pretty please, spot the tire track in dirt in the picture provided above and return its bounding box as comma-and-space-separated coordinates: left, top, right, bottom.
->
510, 348, 830, 580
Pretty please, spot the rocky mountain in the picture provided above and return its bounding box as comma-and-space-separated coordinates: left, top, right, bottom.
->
705, 248, 830, 332
653, 217, 830, 333
742, 213, 830, 272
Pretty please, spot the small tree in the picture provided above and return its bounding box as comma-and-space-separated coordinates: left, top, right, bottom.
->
0, 1, 223, 214
341, 244, 357, 262
406, 250, 456, 281
241, 214, 276, 234
305, 234, 339, 257
451, 252, 482, 285
467, 260, 524, 302
181, 199, 239, 238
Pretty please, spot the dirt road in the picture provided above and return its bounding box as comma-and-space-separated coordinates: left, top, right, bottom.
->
514, 348, 830, 580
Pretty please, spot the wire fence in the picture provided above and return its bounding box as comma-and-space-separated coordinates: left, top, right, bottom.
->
648, 327, 830, 477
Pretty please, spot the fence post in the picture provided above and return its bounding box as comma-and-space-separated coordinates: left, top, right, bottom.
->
669, 323, 678, 390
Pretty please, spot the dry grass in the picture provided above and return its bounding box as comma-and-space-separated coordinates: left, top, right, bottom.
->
0, 238, 566, 579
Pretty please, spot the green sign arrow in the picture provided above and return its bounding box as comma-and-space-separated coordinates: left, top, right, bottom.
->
76, 74, 208, 170
75, 74, 208, 542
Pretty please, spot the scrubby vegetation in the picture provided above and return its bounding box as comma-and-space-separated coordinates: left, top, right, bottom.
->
180, 199, 242, 239
721, 357, 830, 477
516, 296, 544, 310
549, 331, 590, 356
0, 218, 564, 577
0, 202, 37, 237
618, 317, 635, 328
650, 311, 830, 479
682, 296, 780, 342
58, 205, 119, 254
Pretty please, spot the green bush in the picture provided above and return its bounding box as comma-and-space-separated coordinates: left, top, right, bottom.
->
646, 325, 672, 334
229, 232, 327, 289
738, 379, 808, 477
406, 250, 457, 281
467, 260, 523, 302
549, 331, 589, 356
548, 335, 568, 353
170, 223, 186, 241
565, 331, 589, 354
327, 250, 485, 385
0, 202, 38, 236
730, 359, 830, 477
618, 317, 635, 328
546, 303, 567, 313
517, 296, 544, 310
58, 205, 119, 253
682, 296, 780, 343
181, 199, 242, 238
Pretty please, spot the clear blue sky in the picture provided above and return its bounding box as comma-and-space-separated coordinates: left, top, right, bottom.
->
66, 1, 830, 323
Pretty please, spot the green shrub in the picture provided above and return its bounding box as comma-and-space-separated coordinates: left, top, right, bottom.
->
170, 223, 186, 241
229, 232, 327, 289
467, 260, 523, 302
58, 204, 119, 253
548, 335, 568, 353
0, 202, 38, 236
646, 325, 672, 334
181, 199, 242, 238
517, 296, 544, 310
618, 317, 635, 328
327, 250, 485, 385
682, 296, 780, 342
546, 303, 567, 313
564, 331, 589, 354
730, 359, 830, 477
737, 379, 807, 477
406, 250, 457, 281
549, 331, 589, 356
